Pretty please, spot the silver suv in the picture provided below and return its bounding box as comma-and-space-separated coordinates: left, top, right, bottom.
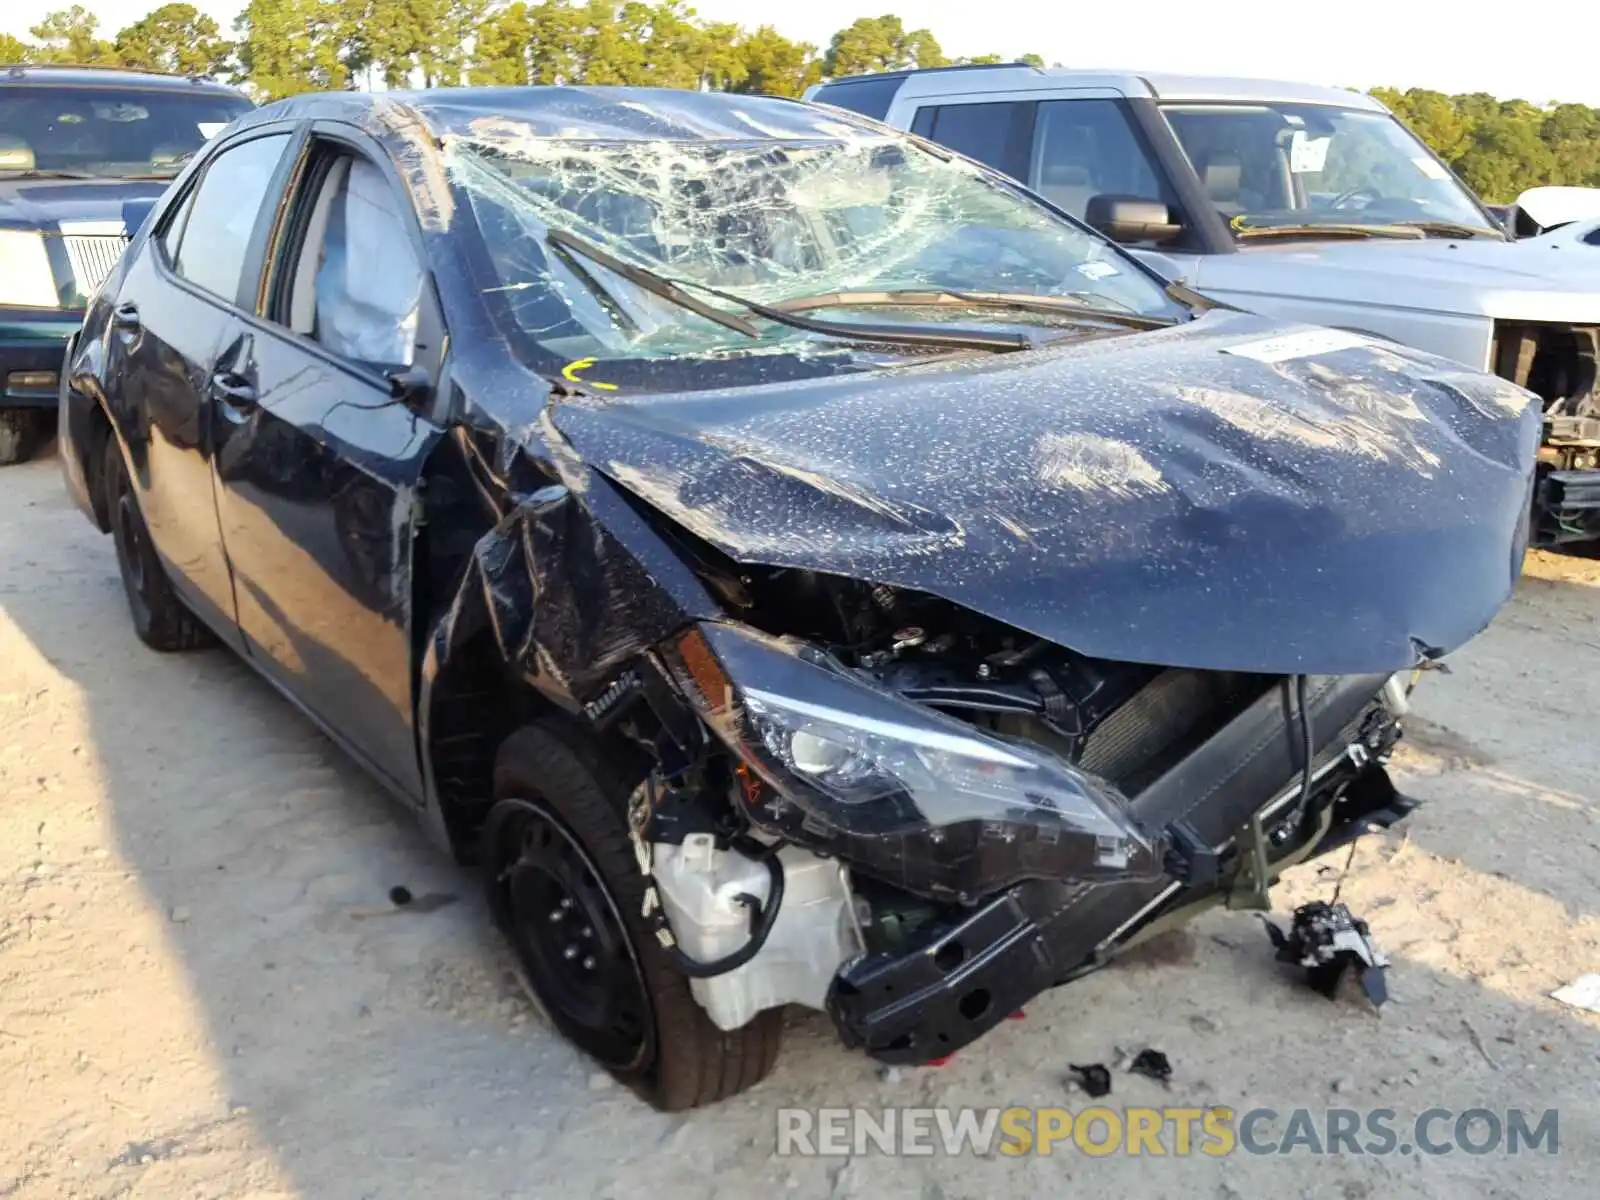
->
808, 65, 1600, 544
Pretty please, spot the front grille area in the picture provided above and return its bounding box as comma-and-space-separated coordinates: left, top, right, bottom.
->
1078, 669, 1269, 795
1492, 320, 1600, 418
60, 234, 129, 301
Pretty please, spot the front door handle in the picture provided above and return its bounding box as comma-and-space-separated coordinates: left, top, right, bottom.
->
210, 372, 257, 414
112, 302, 140, 333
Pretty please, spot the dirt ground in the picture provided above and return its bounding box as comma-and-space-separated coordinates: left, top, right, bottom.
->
1, 450, 1597, 1199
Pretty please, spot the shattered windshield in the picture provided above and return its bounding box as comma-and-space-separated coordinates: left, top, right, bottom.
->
448, 127, 1184, 365
0, 86, 250, 180
1161, 103, 1498, 236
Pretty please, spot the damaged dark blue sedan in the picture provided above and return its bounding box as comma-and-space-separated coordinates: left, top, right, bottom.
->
59, 87, 1541, 1110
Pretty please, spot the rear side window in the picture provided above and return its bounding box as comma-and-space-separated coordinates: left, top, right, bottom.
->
907, 102, 1034, 180
1032, 100, 1173, 221
169, 133, 290, 303
810, 77, 903, 121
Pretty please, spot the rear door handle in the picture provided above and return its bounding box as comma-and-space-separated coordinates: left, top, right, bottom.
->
112, 302, 140, 332
210, 372, 257, 414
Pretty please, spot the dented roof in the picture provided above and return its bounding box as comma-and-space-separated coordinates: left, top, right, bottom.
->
248, 87, 888, 144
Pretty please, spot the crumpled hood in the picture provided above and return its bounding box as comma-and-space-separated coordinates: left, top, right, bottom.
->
0, 178, 165, 233
553, 311, 1542, 675
1203, 236, 1600, 323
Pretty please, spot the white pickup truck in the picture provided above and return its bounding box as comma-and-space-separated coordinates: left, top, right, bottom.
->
807, 65, 1600, 545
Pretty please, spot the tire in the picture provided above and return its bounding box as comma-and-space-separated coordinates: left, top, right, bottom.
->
486, 721, 784, 1110
104, 435, 215, 652
0, 410, 48, 465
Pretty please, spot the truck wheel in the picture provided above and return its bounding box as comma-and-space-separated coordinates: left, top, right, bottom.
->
104, 437, 214, 651
0, 411, 48, 465
486, 721, 784, 1110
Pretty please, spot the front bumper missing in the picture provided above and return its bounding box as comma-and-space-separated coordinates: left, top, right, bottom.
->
827, 674, 1415, 1064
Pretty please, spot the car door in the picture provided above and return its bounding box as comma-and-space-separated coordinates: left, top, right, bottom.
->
208, 128, 447, 803
105, 129, 297, 645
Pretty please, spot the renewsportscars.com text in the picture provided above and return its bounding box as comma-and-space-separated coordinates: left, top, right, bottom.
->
776, 1106, 1559, 1158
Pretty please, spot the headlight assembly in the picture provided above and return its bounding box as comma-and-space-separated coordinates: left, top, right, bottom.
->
665, 621, 1165, 901
0, 230, 62, 308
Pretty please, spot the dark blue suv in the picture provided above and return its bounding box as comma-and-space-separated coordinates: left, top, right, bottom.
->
0, 64, 250, 463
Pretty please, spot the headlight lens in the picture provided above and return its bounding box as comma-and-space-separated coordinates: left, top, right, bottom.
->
668, 621, 1162, 889
0, 230, 62, 308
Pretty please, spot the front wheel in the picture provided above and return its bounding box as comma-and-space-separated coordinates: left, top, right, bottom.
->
0, 410, 49, 465
486, 721, 784, 1110
104, 436, 214, 651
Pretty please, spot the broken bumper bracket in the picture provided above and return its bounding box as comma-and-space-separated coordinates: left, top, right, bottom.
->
829, 678, 1412, 1064
827, 879, 1100, 1064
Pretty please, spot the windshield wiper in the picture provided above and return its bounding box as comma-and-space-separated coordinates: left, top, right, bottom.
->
1234, 223, 1426, 241
545, 229, 761, 340
544, 228, 1034, 354
1398, 220, 1502, 240
0, 168, 100, 180
768, 289, 1175, 331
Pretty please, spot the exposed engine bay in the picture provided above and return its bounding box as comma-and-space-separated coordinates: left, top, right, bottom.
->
1492, 320, 1600, 544
622, 548, 1415, 1063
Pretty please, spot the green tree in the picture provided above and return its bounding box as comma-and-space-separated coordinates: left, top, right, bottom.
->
29, 6, 119, 65
0, 34, 33, 64
113, 4, 234, 77
235, 0, 356, 99
821, 14, 945, 77
1454, 112, 1556, 201
726, 25, 820, 97
1373, 87, 1474, 162
419, 0, 489, 87
1540, 103, 1600, 187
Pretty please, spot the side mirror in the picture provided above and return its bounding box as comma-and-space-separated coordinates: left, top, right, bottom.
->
121, 198, 158, 238
385, 364, 434, 407
1085, 194, 1184, 246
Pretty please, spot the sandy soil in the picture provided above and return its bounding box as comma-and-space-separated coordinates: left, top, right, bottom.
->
2, 451, 1597, 1199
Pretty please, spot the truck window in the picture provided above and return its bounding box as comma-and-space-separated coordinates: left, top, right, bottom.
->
1031, 99, 1173, 221
906, 102, 1034, 179
1159, 102, 1496, 234
809, 77, 903, 121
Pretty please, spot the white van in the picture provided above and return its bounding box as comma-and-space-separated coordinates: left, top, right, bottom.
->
807, 65, 1600, 543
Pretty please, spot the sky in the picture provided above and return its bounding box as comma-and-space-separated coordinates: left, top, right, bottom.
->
7, 0, 1600, 108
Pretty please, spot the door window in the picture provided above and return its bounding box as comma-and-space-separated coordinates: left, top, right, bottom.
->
283, 153, 423, 367
810, 77, 903, 121
908, 102, 1034, 179
157, 186, 196, 265
1032, 99, 1173, 221
169, 133, 290, 302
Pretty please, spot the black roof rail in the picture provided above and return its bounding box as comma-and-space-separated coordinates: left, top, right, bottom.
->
819, 61, 1041, 86
0, 62, 224, 83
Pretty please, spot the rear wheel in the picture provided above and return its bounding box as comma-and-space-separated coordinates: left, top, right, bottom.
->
0, 411, 49, 465
486, 721, 783, 1110
104, 437, 214, 651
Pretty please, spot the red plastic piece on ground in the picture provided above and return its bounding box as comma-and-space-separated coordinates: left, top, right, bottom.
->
1006, 1009, 1027, 1020
925, 1054, 955, 1067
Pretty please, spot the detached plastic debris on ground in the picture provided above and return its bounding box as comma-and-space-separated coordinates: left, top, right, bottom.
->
1550, 974, 1600, 1015
1263, 900, 1391, 1008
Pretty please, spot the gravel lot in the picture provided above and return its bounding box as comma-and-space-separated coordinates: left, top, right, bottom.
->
2, 450, 1597, 1199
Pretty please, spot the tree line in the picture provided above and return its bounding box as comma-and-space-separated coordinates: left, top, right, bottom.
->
3, 3, 1597, 201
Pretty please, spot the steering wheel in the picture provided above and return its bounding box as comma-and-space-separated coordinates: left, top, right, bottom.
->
1329, 185, 1381, 210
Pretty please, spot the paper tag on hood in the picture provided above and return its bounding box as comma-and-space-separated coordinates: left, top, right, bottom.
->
1221, 328, 1376, 363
